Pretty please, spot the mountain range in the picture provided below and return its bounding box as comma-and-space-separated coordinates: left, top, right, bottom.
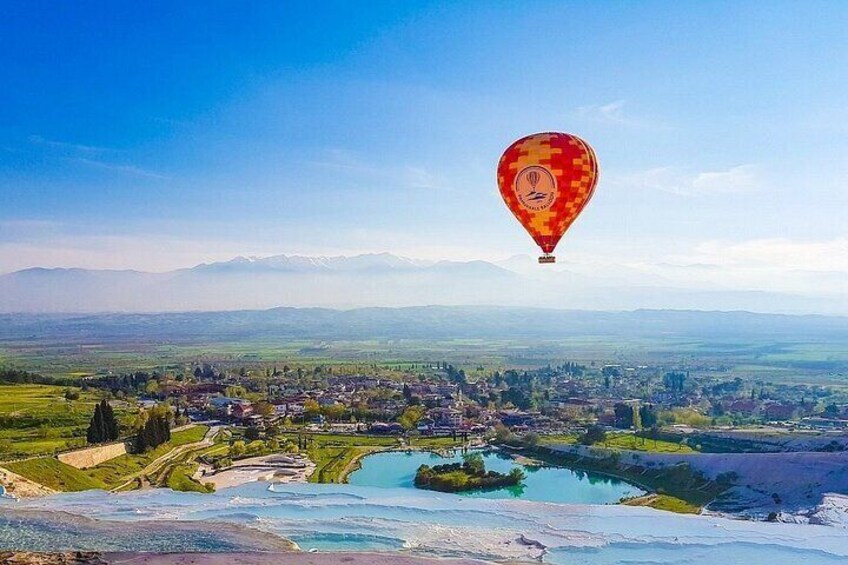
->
0, 253, 841, 314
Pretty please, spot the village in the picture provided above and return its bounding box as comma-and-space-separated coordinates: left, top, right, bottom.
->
88, 359, 848, 439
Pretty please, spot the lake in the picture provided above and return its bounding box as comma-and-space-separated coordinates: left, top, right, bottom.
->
348, 448, 645, 504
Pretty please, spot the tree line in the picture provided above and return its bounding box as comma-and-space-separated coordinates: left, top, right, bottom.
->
0, 367, 75, 387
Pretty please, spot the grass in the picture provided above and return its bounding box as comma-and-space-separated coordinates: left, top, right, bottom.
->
169, 425, 210, 446
0, 384, 111, 461
163, 462, 213, 493
282, 433, 466, 484
540, 432, 697, 454
285, 434, 398, 484
84, 425, 209, 488
604, 434, 697, 453
5, 457, 106, 492
622, 493, 701, 514
410, 436, 466, 449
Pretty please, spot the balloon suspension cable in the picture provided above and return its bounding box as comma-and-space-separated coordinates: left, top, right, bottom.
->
538, 253, 556, 264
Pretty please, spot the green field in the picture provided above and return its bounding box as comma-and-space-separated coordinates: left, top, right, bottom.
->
282, 433, 399, 484
4, 425, 210, 492
623, 493, 701, 514
0, 384, 113, 460
5, 457, 105, 492
540, 432, 697, 454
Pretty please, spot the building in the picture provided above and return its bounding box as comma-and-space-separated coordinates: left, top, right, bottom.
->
429, 407, 463, 429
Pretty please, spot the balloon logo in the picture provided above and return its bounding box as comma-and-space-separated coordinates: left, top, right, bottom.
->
497, 132, 599, 264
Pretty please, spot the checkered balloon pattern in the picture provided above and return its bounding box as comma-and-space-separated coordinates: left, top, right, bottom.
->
497, 132, 599, 255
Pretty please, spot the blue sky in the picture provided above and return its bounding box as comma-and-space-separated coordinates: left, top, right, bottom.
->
1, 1, 847, 300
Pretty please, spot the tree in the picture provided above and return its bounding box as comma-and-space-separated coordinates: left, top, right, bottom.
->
462, 452, 485, 475
86, 402, 104, 444
580, 425, 607, 446
664, 371, 686, 392
613, 403, 634, 429
639, 404, 658, 428
87, 399, 119, 444
134, 412, 170, 452
304, 399, 321, 419
493, 424, 513, 444
521, 432, 540, 448
398, 406, 426, 430
254, 400, 275, 417
230, 440, 246, 458
322, 403, 347, 422
226, 385, 246, 398
244, 426, 261, 441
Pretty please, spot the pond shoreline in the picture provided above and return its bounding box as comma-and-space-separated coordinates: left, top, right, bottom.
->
347, 446, 645, 505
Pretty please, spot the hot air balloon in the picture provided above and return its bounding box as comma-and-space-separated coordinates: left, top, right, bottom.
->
497, 132, 599, 263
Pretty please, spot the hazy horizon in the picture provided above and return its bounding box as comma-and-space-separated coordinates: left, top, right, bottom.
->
0, 250, 844, 315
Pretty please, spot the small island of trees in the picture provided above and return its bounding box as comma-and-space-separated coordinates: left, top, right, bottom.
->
414, 452, 525, 493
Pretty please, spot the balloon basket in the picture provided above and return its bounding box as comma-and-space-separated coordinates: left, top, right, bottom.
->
538, 254, 556, 264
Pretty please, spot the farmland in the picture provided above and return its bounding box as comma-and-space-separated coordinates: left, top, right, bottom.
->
0, 384, 115, 461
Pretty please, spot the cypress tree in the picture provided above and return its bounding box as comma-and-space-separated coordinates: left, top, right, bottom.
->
99, 400, 108, 441
135, 422, 148, 452
148, 417, 158, 448
101, 400, 119, 441
153, 416, 163, 446
86, 403, 102, 443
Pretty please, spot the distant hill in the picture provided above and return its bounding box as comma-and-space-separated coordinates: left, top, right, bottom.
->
1, 306, 846, 344
0, 253, 840, 314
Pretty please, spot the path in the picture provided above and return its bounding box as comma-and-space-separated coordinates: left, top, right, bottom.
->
110, 426, 219, 492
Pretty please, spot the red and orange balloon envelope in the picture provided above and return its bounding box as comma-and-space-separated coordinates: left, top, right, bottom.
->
497, 132, 599, 263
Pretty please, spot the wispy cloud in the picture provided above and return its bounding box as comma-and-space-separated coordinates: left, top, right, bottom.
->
613, 164, 763, 196
71, 157, 168, 180
307, 149, 447, 190
28, 134, 166, 180
28, 135, 115, 154
575, 100, 651, 128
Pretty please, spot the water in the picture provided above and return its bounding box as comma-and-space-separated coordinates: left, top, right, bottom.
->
1, 482, 846, 563
349, 448, 644, 504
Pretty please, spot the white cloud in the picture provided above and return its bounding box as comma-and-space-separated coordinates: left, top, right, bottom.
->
614, 164, 763, 196
575, 100, 648, 127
